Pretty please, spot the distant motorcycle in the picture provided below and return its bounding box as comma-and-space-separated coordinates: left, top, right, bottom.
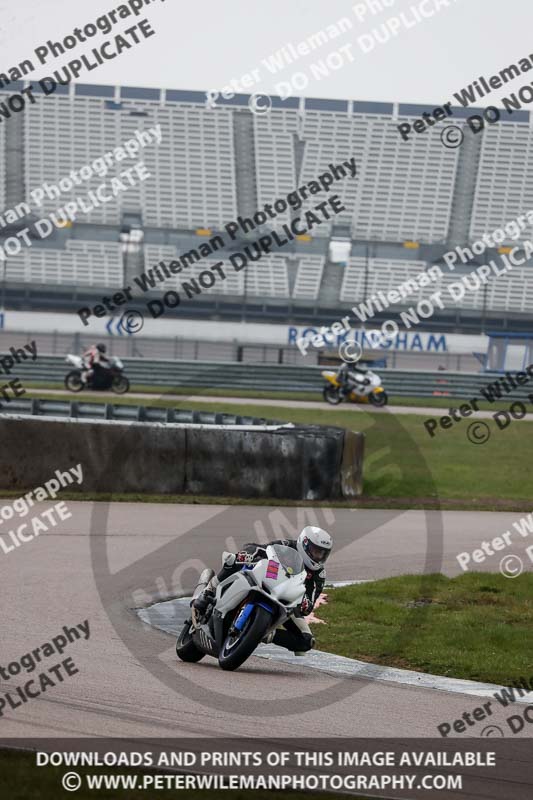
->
322, 368, 388, 407
64, 354, 130, 394
176, 544, 307, 671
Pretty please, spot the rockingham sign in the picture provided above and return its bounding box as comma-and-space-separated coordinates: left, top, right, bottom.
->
289, 326, 486, 355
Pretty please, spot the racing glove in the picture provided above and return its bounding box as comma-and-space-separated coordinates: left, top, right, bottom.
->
300, 596, 313, 615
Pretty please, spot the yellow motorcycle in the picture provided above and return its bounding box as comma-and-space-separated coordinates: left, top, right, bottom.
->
321, 369, 388, 407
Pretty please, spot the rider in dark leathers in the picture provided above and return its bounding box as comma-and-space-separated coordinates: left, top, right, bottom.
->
192, 528, 333, 654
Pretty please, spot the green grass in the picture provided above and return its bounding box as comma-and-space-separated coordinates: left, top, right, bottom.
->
24, 382, 322, 402
24, 382, 526, 411
0, 750, 369, 800
311, 573, 533, 684
16, 391, 533, 510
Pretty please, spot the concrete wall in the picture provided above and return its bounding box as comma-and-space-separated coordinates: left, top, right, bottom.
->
0, 416, 364, 500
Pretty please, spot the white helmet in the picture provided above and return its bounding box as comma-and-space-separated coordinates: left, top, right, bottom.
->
297, 526, 333, 572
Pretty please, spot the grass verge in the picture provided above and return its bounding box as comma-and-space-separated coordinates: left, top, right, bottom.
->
311, 573, 533, 684
24, 381, 529, 412
0, 491, 527, 513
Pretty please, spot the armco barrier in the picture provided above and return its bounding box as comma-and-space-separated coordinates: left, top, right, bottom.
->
9, 355, 533, 401
0, 405, 364, 500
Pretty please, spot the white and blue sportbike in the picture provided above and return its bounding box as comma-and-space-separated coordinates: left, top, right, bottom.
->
176, 544, 307, 671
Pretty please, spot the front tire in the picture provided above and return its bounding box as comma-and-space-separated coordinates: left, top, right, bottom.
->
218, 605, 272, 671
323, 385, 342, 405
65, 371, 84, 392
369, 390, 388, 407
112, 375, 130, 394
176, 620, 205, 663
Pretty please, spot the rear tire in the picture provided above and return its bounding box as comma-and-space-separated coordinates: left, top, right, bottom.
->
112, 375, 130, 394
369, 390, 388, 407
65, 371, 84, 392
323, 385, 341, 405
218, 605, 272, 671
176, 620, 205, 663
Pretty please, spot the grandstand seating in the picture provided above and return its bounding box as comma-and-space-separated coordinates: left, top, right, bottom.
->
253, 112, 298, 231
5, 240, 123, 287
293, 256, 326, 300
21, 91, 459, 244
0, 83, 529, 322
470, 121, 533, 245
300, 109, 458, 243
24, 93, 238, 230
341, 257, 533, 314
144, 244, 290, 298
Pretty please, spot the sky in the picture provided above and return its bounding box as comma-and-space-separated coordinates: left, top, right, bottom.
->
0, 0, 532, 108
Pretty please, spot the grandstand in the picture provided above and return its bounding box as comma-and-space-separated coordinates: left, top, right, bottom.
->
1, 82, 533, 334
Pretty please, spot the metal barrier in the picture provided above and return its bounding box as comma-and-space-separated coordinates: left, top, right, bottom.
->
0, 397, 281, 426
9, 355, 533, 401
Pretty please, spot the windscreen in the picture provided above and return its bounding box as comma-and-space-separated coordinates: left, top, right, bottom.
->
270, 544, 304, 574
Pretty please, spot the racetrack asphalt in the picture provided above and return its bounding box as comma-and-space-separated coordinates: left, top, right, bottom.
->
1, 501, 532, 742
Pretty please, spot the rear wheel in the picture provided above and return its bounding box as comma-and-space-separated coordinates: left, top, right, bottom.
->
112, 375, 130, 394
176, 620, 205, 662
369, 390, 388, 407
218, 605, 272, 671
323, 385, 341, 405
65, 371, 83, 392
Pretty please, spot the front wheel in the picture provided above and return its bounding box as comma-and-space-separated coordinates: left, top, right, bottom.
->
112, 375, 130, 394
176, 620, 205, 662
65, 370, 84, 392
323, 385, 342, 405
218, 605, 272, 671
369, 390, 388, 407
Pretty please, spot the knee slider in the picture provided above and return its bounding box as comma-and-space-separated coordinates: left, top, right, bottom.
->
301, 633, 315, 651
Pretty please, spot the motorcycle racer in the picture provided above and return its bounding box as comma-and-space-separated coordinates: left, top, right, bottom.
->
336, 360, 370, 396
81, 343, 109, 385
192, 526, 333, 654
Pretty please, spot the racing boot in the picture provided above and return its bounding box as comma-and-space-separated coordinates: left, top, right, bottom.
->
191, 569, 217, 614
